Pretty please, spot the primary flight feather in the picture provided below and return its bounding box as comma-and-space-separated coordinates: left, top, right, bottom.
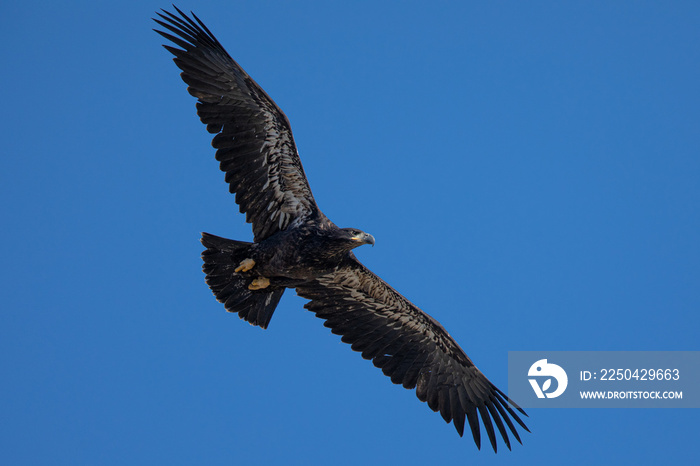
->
154, 6, 529, 452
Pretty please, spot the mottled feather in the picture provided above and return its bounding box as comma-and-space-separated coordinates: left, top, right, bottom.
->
296, 257, 529, 451
154, 7, 317, 241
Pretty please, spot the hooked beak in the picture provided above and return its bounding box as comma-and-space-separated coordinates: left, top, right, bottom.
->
352, 232, 375, 247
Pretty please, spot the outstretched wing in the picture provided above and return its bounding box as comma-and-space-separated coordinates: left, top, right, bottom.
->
296, 258, 529, 452
154, 8, 318, 241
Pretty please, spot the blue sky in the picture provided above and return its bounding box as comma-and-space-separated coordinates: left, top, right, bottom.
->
2, 1, 698, 464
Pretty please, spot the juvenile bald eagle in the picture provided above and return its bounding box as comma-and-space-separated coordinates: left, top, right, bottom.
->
154, 7, 528, 452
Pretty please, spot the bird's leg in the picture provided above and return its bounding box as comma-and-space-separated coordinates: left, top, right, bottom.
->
235, 258, 255, 273
248, 277, 270, 290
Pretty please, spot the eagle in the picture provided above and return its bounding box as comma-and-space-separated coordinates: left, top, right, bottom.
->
154, 7, 529, 452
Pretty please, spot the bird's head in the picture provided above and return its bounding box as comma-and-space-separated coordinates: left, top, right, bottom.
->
338, 227, 375, 250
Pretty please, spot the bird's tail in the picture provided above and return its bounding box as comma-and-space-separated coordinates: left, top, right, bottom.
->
201, 232, 284, 329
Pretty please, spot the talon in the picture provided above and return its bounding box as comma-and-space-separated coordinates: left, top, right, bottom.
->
235, 258, 255, 273
248, 277, 270, 290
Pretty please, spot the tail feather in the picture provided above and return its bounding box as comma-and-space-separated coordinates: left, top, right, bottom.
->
201, 232, 284, 329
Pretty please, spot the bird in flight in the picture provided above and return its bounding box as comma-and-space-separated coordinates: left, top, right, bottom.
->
154, 6, 528, 452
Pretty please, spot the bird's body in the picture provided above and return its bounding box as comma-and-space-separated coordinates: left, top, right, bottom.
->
217, 216, 372, 285
155, 6, 528, 452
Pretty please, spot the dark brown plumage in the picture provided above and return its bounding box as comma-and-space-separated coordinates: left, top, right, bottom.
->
154, 6, 528, 452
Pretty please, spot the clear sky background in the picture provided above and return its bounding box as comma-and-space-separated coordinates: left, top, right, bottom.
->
2, 1, 698, 464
